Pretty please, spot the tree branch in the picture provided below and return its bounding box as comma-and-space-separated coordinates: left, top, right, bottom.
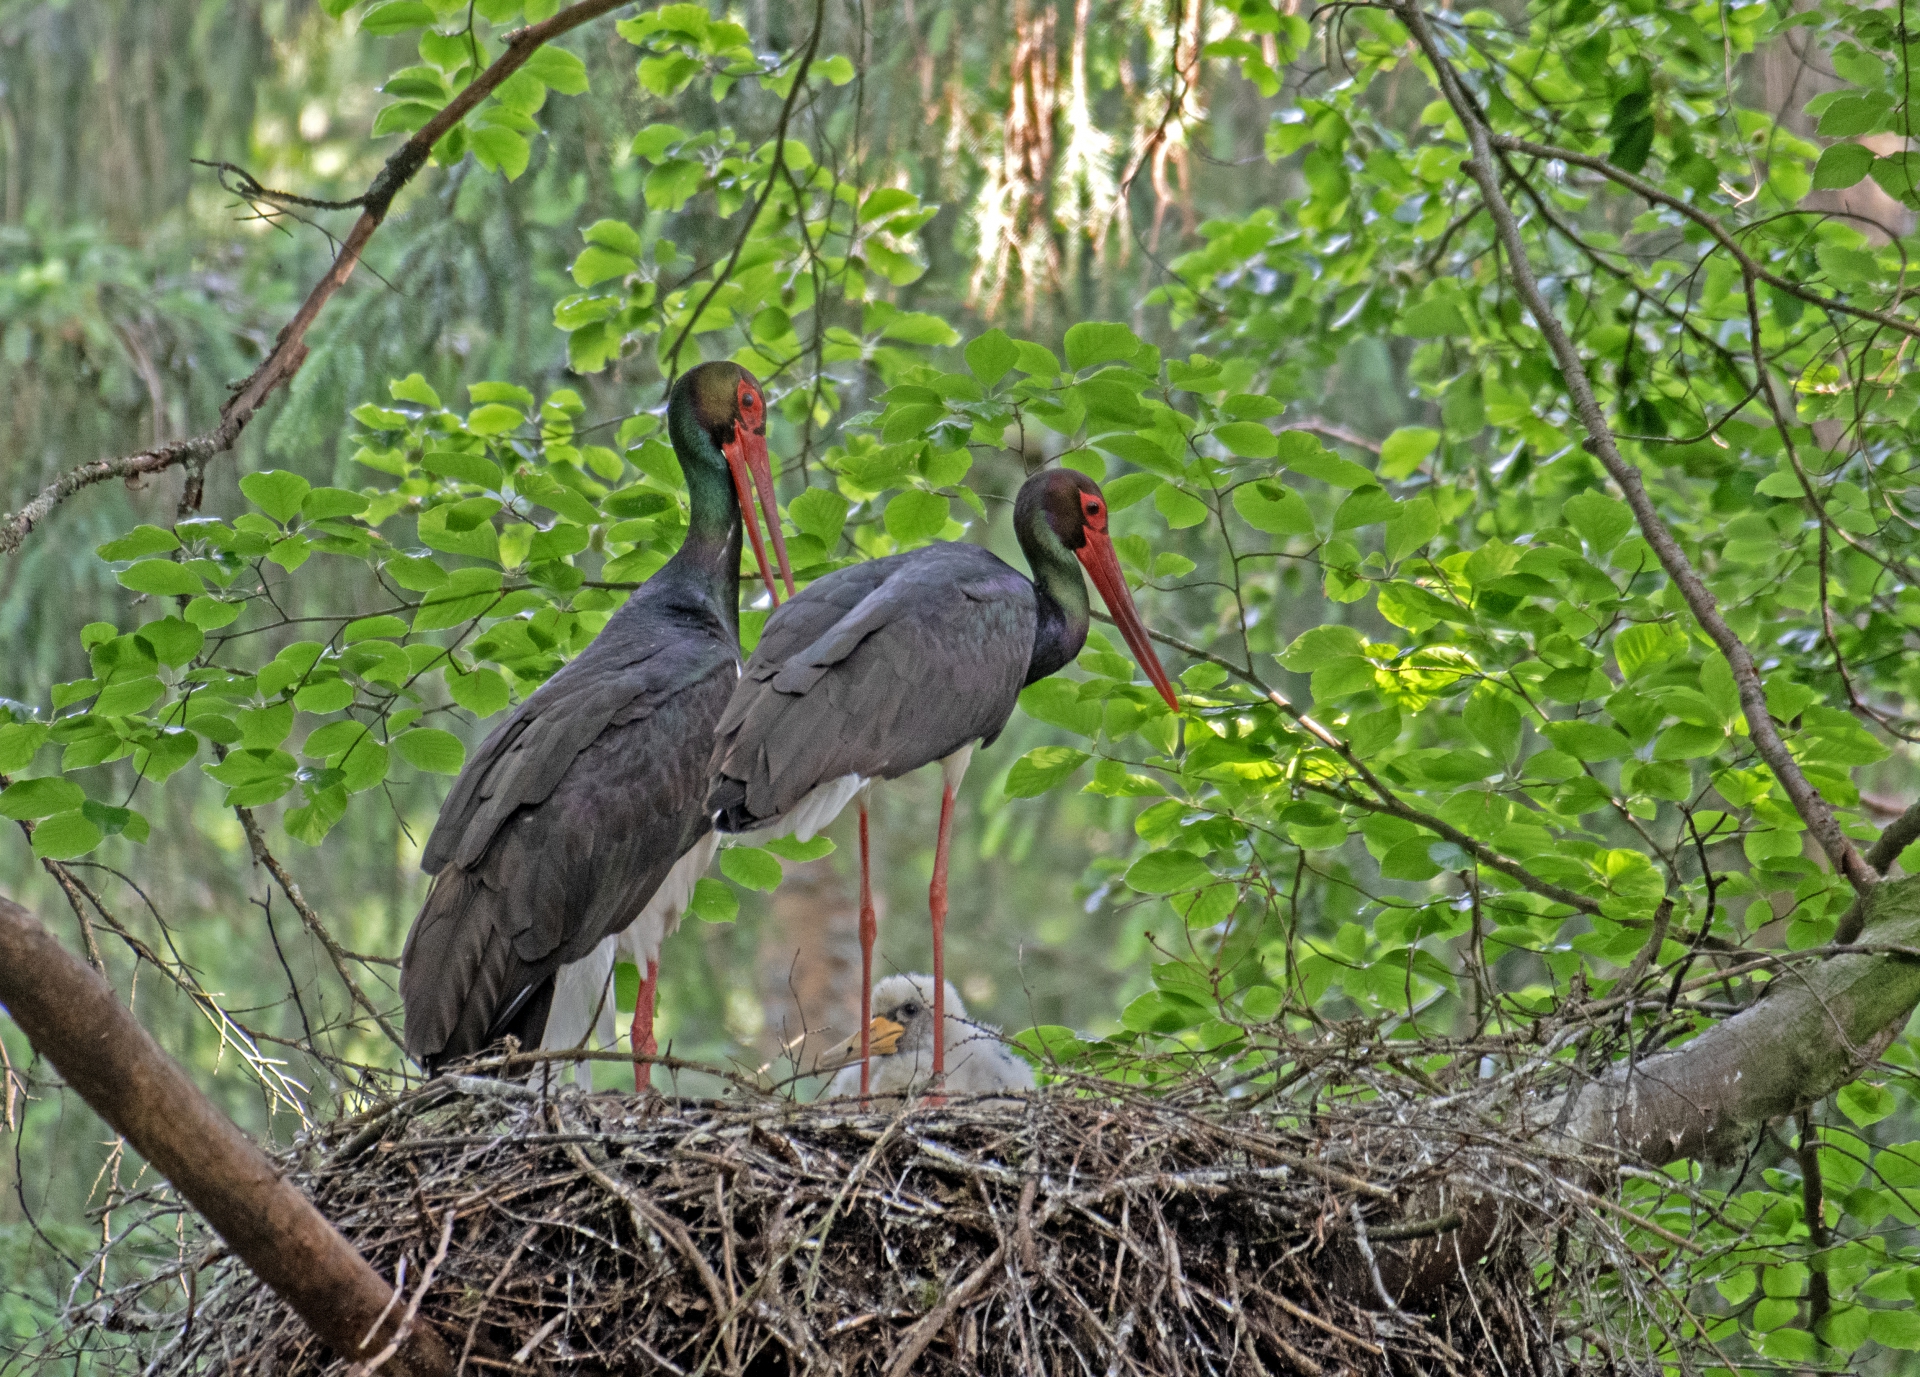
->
1487, 133, 1920, 345
1394, 2, 1876, 895
1097, 612, 1604, 915
0, 0, 629, 557
0, 894, 452, 1376
232, 799, 405, 1050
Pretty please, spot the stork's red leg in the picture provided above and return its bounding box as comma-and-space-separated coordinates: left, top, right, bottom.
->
928, 778, 958, 1093
858, 799, 876, 1100
633, 958, 659, 1095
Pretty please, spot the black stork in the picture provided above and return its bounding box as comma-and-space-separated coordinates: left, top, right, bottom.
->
707, 466, 1179, 1092
400, 361, 792, 1088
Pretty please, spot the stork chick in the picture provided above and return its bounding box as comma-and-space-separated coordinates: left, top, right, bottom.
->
825, 974, 1035, 1100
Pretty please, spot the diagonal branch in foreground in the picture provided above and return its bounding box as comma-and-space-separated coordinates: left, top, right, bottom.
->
0, 0, 629, 558
0, 893, 453, 1376
1393, 1, 1876, 896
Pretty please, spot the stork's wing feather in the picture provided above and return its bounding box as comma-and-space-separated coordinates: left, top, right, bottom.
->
709, 542, 1036, 829
403, 621, 736, 1067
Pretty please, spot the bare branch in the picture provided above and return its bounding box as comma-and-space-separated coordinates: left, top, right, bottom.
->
233, 802, 405, 1050
0, 0, 629, 556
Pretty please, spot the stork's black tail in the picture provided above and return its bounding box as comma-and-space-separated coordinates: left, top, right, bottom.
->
400, 869, 554, 1072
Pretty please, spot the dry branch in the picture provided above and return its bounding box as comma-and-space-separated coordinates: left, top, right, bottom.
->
0, 0, 628, 557
0, 893, 452, 1377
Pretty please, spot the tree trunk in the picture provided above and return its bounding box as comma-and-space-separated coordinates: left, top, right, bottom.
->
0, 894, 453, 1377
1392, 876, 1920, 1302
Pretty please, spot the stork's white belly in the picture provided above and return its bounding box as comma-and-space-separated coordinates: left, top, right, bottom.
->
732, 773, 870, 847
540, 833, 722, 1087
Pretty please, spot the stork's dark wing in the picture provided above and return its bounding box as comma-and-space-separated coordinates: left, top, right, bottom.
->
708, 542, 1036, 830
402, 626, 735, 1066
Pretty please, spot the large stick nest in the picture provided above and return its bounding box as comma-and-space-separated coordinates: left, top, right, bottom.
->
77, 1064, 1668, 1377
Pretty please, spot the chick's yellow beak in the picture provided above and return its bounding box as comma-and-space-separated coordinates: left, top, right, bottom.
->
868, 1016, 905, 1057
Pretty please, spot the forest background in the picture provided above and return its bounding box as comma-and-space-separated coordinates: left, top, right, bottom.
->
6, 0, 1920, 1369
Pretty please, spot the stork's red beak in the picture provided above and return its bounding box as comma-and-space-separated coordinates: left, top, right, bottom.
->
721, 423, 794, 606
1075, 529, 1180, 712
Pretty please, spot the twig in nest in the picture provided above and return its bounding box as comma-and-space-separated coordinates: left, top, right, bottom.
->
347, 1208, 455, 1375
881, 1244, 1008, 1377
1349, 1203, 1400, 1313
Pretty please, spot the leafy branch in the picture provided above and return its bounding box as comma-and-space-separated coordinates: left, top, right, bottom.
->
1395, 0, 1878, 898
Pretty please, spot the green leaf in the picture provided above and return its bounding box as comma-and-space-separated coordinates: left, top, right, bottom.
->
688, 876, 738, 922
136, 616, 203, 667
523, 44, 590, 93
1813, 141, 1875, 190
1276, 431, 1374, 488
571, 244, 636, 288
1541, 720, 1630, 761
719, 845, 783, 891
643, 157, 704, 210
31, 809, 102, 860
1125, 850, 1215, 894
1397, 294, 1469, 337
1383, 498, 1441, 562
390, 372, 441, 406
471, 126, 530, 180
0, 723, 49, 773
0, 777, 85, 820
1019, 679, 1103, 736
964, 329, 1019, 387
240, 470, 312, 523
184, 596, 241, 630
1377, 427, 1439, 480
1838, 1081, 1896, 1127
1005, 746, 1091, 798
117, 560, 203, 597
97, 525, 180, 561
1564, 490, 1633, 551
764, 835, 835, 861
303, 486, 369, 521
1233, 480, 1315, 536
447, 666, 510, 716
360, 0, 435, 34
883, 489, 949, 545
1278, 624, 1367, 671
1614, 622, 1685, 678
394, 728, 466, 774
1868, 1307, 1920, 1349
1063, 321, 1146, 371
1120, 989, 1208, 1033
1153, 484, 1208, 529
789, 487, 849, 544
1652, 721, 1725, 760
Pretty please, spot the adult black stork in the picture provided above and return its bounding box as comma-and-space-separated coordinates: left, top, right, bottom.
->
707, 466, 1179, 1092
400, 361, 792, 1089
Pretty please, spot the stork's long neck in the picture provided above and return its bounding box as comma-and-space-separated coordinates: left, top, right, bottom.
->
660, 400, 744, 634
1018, 516, 1091, 687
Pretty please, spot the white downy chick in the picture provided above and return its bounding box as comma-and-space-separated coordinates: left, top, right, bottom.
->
826, 973, 1035, 1100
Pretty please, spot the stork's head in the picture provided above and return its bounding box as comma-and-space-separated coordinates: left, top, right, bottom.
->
864, 973, 968, 1061
1014, 467, 1180, 712
670, 361, 794, 603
